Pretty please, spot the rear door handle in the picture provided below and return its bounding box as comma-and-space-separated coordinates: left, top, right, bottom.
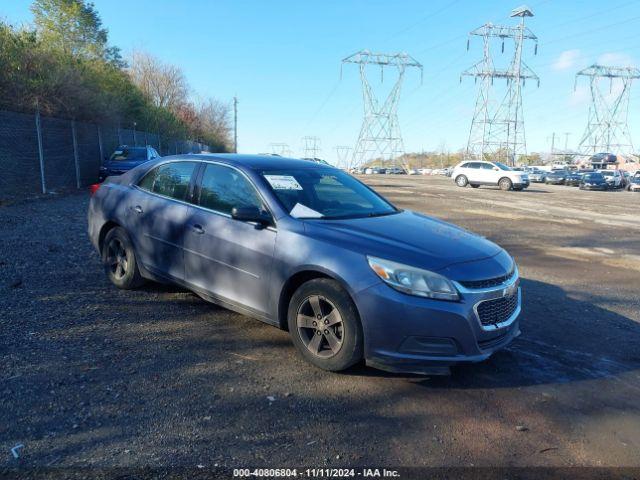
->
133, 205, 143, 214
191, 224, 205, 234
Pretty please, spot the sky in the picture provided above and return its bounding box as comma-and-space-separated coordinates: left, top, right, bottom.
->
3, 0, 640, 163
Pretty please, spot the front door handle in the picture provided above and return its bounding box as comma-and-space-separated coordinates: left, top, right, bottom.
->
191, 224, 205, 234
133, 205, 143, 214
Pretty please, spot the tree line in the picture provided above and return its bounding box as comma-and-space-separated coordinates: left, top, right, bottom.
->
0, 0, 231, 152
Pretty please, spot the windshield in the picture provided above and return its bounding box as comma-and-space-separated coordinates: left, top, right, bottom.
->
260, 168, 398, 219
494, 162, 512, 171
600, 171, 613, 176
584, 173, 603, 180
110, 147, 147, 161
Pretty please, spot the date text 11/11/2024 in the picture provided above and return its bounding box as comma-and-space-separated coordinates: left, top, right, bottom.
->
233, 468, 400, 477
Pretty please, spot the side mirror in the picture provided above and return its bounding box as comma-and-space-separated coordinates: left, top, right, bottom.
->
231, 206, 272, 226
493, 167, 499, 171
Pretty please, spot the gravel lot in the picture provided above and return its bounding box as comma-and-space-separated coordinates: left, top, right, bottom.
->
2, 176, 640, 473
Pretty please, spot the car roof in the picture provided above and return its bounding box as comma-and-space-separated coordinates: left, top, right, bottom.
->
164, 153, 333, 170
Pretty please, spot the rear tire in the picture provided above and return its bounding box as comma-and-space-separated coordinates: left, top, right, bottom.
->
287, 279, 363, 372
499, 177, 513, 191
455, 175, 468, 187
102, 227, 145, 289
470, 184, 480, 188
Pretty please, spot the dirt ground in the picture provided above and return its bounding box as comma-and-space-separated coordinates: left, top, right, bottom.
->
2, 175, 640, 474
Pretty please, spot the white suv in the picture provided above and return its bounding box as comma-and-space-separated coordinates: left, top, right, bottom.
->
451, 161, 530, 191
598, 169, 622, 189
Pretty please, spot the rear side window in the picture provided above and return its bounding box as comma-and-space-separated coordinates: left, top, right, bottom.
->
110, 147, 147, 161
138, 162, 197, 201
198, 164, 262, 215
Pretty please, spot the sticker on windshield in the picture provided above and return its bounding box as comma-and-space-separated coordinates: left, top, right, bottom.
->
264, 175, 303, 190
290, 203, 323, 218
113, 150, 123, 155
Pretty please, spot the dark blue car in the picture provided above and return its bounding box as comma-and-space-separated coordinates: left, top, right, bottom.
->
99, 145, 160, 181
88, 154, 521, 375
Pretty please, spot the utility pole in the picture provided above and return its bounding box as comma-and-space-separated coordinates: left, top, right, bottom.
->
233, 96, 238, 153
550, 132, 556, 154
564, 132, 571, 151
462, 6, 539, 165
342, 50, 422, 170
334, 145, 352, 169
575, 64, 640, 156
269, 143, 290, 156
302, 136, 321, 159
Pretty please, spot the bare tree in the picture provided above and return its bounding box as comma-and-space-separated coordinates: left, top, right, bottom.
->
196, 98, 232, 147
128, 50, 189, 111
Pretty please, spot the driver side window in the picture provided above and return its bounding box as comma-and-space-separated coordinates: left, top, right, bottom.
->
198, 164, 262, 215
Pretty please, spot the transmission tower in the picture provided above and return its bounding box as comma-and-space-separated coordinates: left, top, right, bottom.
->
334, 145, 352, 169
462, 6, 539, 165
342, 50, 422, 169
574, 64, 640, 156
269, 142, 291, 156
301, 136, 321, 159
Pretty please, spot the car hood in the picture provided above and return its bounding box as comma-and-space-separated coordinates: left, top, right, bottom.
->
304, 210, 507, 274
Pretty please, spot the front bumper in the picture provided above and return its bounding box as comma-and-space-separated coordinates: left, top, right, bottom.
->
354, 272, 521, 375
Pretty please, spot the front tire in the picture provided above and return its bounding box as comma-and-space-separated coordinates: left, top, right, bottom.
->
455, 175, 468, 187
287, 278, 363, 372
102, 226, 145, 289
499, 177, 513, 191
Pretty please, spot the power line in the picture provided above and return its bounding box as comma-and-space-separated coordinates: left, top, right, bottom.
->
341, 50, 423, 169
462, 6, 539, 165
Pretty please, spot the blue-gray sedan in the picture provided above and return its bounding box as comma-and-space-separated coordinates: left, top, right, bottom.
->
88, 154, 521, 375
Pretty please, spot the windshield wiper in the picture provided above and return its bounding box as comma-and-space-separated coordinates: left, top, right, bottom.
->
365, 210, 402, 218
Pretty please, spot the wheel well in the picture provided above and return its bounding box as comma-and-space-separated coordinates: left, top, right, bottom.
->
277, 270, 334, 330
98, 221, 120, 252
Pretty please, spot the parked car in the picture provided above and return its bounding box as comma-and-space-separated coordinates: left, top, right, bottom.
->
544, 170, 569, 185
599, 169, 623, 189
88, 154, 521, 375
579, 172, 609, 191
451, 161, 529, 191
564, 171, 584, 187
528, 169, 547, 183
386, 166, 406, 174
627, 175, 640, 192
419, 168, 432, 175
99, 146, 160, 181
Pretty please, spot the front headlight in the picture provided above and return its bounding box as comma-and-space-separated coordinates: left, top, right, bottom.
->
367, 256, 459, 301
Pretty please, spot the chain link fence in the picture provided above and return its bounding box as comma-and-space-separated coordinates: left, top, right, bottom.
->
0, 109, 209, 202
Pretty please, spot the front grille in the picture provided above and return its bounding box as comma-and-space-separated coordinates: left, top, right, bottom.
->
476, 293, 518, 326
459, 270, 514, 290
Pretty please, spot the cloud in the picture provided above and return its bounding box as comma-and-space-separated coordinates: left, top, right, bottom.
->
597, 52, 636, 67
553, 49, 581, 71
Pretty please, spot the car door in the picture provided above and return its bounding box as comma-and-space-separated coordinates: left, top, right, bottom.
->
183, 163, 277, 317
477, 162, 497, 184
127, 161, 198, 280
464, 162, 483, 183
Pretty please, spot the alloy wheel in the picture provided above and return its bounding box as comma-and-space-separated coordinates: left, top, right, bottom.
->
296, 295, 344, 358
106, 238, 128, 280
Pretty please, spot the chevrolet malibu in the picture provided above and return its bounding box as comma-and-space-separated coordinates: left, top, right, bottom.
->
88, 155, 521, 375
